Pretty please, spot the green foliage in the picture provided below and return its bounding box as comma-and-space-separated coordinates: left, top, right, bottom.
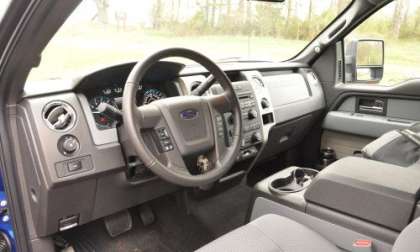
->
146, 0, 352, 41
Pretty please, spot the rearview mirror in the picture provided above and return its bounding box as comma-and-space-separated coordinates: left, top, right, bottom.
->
345, 39, 384, 84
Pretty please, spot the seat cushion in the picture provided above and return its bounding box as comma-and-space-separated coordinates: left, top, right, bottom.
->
196, 214, 341, 252
392, 217, 420, 252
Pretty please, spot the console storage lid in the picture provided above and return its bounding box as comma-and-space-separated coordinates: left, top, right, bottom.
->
304, 157, 420, 231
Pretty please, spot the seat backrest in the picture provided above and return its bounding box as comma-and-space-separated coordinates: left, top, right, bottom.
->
392, 217, 420, 252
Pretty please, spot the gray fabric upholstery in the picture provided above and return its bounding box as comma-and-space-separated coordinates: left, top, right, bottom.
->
392, 217, 420, 252
362, 130, 420, 167
196, 214, 341, 252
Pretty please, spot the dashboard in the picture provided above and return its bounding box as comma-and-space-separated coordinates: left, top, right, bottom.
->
19, 60, 325, 236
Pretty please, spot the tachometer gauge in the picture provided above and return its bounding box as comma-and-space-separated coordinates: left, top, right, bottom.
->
143, 88, 167, 105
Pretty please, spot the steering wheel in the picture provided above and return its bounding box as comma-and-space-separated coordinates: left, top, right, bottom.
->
122, 48, 242, 187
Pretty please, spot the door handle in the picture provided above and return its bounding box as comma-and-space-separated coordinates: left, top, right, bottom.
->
359, 105, 384, 114
357, 97, 386, 115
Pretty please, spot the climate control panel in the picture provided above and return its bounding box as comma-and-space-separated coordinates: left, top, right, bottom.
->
232, 82, 265, 161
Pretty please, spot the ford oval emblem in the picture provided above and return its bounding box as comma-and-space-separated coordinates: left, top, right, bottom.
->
180, 109, 198, 120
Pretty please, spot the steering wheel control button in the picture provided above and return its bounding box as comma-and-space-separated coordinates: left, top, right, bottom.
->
163, 144, 174, 152
55, 155, 93, 178
156, 128, 174, 152
58, 135, 80, 156
157, 128, 169, 139
215, 115, 225, 139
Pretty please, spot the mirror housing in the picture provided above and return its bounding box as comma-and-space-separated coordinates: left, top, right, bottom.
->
345, 39, 384, 84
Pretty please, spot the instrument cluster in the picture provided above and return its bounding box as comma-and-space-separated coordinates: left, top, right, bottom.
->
88, 84, 168, 130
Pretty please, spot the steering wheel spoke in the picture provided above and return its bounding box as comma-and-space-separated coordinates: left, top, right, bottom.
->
136, 104, 161, 129
206, 92, 234, 114
160, 146, 192, 176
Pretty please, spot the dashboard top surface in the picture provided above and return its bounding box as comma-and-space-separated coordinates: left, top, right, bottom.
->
23, 61, 308, 98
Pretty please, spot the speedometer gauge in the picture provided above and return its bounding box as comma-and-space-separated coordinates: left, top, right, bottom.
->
143, 88, 167, 105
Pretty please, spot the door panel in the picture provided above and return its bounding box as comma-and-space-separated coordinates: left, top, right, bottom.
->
321, 131, 374, 158
322, 95, 420, 158
323, 111, 416, 138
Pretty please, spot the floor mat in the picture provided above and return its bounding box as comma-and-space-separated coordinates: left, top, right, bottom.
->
61, 185, 252, 252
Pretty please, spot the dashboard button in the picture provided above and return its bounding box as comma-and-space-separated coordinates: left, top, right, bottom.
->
157, 128, 169, 139
67, 160, 82, 172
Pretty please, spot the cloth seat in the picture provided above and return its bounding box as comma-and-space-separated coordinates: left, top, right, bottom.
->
362, 127, 420, 168
197, 214, 420, 252
196, 214, 341, 252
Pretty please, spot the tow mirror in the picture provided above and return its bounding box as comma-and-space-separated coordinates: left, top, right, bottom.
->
345, 39, 384, 84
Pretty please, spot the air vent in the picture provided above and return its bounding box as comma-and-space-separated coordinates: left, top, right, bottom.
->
252, 76, 265, 88
42, 101, 76, 131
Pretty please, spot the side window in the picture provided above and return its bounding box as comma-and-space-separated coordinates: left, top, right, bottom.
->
344, 0, 420, 85
0, 1, 12, 21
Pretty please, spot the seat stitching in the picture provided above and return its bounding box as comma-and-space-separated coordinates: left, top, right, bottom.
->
249, 222, 285, 252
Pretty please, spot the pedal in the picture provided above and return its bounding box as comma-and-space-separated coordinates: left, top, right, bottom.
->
138, 204, 155, 226
104, 210, 132, 238
54, 235, 70, 250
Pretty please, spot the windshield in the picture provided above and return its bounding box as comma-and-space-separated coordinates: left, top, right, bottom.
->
29, 0, 351, 81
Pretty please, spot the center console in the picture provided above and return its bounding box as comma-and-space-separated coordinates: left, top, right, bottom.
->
255, 166, 318, 211
252, 156, 420, 251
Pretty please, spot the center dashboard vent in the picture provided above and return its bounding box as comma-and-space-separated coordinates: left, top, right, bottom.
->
251, 76, 265, 88
42, 101, 76, 131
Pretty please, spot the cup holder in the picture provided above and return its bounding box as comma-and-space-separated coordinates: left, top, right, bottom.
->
268, 168, 318, 195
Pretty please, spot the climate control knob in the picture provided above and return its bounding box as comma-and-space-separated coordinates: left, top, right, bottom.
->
248, 109, 258, 120
251, 132, 263, 143
261, 98, 270, 109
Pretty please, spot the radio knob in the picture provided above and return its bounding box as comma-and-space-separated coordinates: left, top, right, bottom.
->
248, 109, 258, 120
251, 132, 262, 143
227, 114, 234, 125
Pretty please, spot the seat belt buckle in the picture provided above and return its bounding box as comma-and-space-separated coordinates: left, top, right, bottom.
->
352, 239, 373, 252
